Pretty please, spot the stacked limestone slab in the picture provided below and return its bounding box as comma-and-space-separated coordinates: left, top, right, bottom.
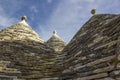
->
0, 61, 21, 80
59, 14, 120, 80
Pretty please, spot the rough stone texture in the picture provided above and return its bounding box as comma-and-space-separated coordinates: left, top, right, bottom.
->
0, 14, 120, 80
0, 18, 63, 79
46, 31, 66, 52
59, 14, 120, 80
0, 20, 44, 43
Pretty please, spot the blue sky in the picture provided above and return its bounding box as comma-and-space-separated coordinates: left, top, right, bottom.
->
0, 0, 120, 43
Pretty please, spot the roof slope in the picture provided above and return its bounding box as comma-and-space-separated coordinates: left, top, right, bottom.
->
0, 16, 44, 43
60, 14, 120, 80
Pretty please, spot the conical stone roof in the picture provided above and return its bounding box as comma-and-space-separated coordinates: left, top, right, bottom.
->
46, 31, 66, 52
0, 16, 44, 43
0, 16, 59, 79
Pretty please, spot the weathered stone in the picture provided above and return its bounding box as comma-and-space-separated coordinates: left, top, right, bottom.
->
0, 18, 44, 43
117, 55, 120, 61
46, 31, 66, 52
0, 75, 17, 79
60, 14, 120, 80
109, 70, 120, 77
86, 55, 116, 67
116, 77, 120, 80
96, 77, 116, 80
93, 66, 114, 73
75, 73, 108, 80
0, 16, 62, 79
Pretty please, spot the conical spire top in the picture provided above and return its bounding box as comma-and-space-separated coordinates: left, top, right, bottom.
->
21, 16, 27, 21
91, 9, 96, 15
46, 31, 66, 52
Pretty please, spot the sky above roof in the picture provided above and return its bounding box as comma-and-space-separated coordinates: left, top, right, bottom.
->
0, 0, 120, 43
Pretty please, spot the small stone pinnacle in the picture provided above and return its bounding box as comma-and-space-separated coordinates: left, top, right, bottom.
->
21, 16, 27, 21
91, 9, 96, 15
53, 30, 57, 35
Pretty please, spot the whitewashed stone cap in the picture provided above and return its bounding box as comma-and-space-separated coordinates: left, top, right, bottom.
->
21, 16, 27, 21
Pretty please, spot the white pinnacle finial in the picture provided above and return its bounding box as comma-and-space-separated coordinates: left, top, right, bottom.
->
53, 30, 57, 35
21, 16, 27, 21
19, 16, 29, 26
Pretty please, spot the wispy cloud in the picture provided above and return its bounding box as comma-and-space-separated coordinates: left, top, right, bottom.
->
30, 6, 38, 13
47, 0, 53, 4
0, 0, 25, 30
0, 6, 18, 30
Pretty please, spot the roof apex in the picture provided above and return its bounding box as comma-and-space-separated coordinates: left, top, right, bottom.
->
21, 16, 27, 21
